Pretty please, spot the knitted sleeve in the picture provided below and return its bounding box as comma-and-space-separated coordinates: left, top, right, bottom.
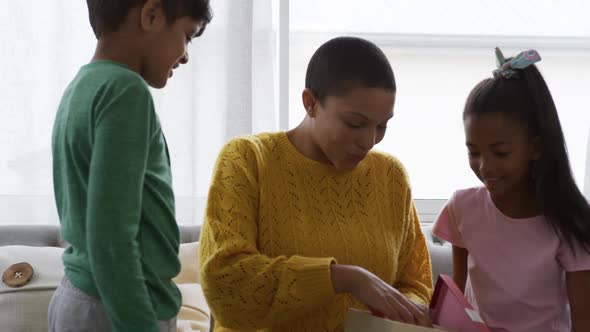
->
392, 166, 433, 305
199, 137, 336, 329
86, 80, 160, 332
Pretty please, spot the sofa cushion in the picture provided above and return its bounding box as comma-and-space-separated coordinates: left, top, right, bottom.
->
175, 242, 211, 332
176, 283, 210, 332
174, 242, 200, 284
0, 242, 211, 332
0, 245, 65, 332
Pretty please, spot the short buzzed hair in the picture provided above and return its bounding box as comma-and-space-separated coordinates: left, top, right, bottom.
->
305, 36, 396, 103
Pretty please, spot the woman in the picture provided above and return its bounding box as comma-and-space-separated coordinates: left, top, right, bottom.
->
199, 36, 433, 331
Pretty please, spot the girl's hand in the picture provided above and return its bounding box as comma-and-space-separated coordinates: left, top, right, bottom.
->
330, 264, 432, 327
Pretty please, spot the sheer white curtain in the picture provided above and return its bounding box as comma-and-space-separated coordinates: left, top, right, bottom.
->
0, 0, 279, 224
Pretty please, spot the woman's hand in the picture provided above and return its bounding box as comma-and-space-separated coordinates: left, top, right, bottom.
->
331, 264, 432, 327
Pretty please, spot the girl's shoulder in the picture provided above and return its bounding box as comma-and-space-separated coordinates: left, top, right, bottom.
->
445, 186, 490, 218
452, 186, 489, 204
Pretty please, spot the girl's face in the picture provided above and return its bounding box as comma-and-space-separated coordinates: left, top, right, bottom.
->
464, 112, 541, 200
307, 87, 395, 171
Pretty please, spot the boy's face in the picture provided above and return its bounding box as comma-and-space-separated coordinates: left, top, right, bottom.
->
142, 16, 204, 88
464, 112, 541, 201
308, 87, 395, 172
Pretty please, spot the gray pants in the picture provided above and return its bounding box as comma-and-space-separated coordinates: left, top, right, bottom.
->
48, 277, 176, 332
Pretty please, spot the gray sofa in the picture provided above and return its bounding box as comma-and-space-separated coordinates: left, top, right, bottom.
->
0, 224, 201, 248
0, 224, 451, 280
0, 224, 451, 331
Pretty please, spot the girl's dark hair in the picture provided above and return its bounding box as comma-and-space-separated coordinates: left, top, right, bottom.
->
87, 0, 212, 38
305, 36, 396, 104
464, 63, 590, 254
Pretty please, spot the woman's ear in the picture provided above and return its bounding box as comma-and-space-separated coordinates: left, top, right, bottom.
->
140, 0, 166, 32
302, 88, 318, 118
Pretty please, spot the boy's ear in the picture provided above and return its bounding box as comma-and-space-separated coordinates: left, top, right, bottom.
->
532, 136, 543, 160
140, 0, 166, 32
302, 88, 318, 117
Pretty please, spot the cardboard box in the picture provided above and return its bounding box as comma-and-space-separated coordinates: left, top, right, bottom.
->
345, 308, 449, 332
344, 275, 490, 332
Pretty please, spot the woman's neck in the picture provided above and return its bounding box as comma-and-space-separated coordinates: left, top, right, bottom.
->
286, 118, 331, 165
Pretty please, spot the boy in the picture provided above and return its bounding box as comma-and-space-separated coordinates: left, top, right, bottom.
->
49, 1, 212, 331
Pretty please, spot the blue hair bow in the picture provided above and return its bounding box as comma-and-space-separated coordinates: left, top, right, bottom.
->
493, 47, 541, 79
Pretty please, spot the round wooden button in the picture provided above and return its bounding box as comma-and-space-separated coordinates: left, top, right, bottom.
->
2, 262, 34, 288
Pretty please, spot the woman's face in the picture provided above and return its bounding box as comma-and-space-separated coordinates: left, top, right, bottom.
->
306, 87, 395, 171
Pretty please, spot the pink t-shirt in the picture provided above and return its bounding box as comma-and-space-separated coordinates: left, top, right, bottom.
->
433, 187, 590, 332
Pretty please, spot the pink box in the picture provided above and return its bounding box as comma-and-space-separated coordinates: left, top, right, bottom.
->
429, 275, 490, 332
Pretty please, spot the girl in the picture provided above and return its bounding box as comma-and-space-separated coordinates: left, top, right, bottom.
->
433, 48, 590, 331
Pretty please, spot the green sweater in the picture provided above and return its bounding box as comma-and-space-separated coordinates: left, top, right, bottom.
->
52, 61, 181, 332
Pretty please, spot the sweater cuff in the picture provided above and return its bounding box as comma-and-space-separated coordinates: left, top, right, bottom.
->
401, 290, 428, 306
288, 256, 337, 303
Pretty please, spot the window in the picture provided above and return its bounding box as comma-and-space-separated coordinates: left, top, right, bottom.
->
1, 0, 588, 224
288, 0, 590, 199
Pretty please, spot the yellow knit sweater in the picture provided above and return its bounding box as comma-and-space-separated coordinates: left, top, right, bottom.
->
199, 132, 432, 331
